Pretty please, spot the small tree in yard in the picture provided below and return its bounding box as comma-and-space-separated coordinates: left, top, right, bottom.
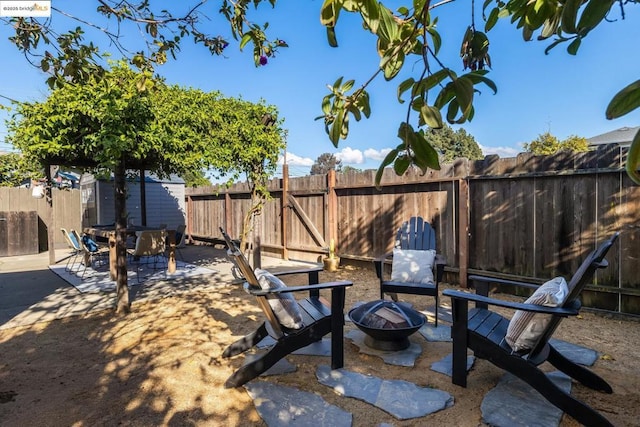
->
524, 132, 589, 155
424, 124, 483, 162
310, 153, 342, 175
6, 63, 284, 314
0, 152, 39, 187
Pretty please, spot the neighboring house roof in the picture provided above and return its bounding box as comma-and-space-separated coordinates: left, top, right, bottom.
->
587, 126, 639, 148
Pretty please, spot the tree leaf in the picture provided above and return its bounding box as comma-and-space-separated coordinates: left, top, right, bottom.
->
420, 105, 443, 129
446, 98, 459, 123
453, 77, 474, 118
397, 77, 415, 103
606, 79, 640, 119
329, 109, 343, 146
360, 0, 380, 34
393, 155, 410, 175
423, 68, 452, 91
577, 0, 614, 32
567, 37, 581, 55
411, 131, 440, 170
485, 7, 500, 32
320, 0, 337, 27
377, 5, 399, 42
374, 148, 399, 189
382, 49, 404, 80
463, 70, 497, 94
326, 27, 338, 47
561, 0, 581, 34
427, 27, 441, 54
434, 83, 455, 109
341, 79, 355, 92
239, 33, 252, 50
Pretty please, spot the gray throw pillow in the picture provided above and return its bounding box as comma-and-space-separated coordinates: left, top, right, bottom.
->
255, 268, 304, 330
390, 248, 436, 285
505, 277, 568, 352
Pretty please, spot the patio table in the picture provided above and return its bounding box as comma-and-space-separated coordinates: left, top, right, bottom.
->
83, 226, 177, 280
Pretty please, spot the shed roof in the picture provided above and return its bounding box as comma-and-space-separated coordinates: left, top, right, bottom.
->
587, 126, 639, 147
81, 172, 185, 185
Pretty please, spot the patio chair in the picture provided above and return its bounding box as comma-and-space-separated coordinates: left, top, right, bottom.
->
77, 230, 109, 278
442, 232, 619, 427
60, 228, 82, 272
219, 227, 353, 388
128, 230, 167, 282
374, 216, 446, 326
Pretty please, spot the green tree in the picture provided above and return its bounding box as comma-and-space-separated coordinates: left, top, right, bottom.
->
524, 132, 589, 155
0, 152, 39, 186
524, 132, 561, 155
2, 1, 640, 184
425, 124, 483, 162
310, 153, 342, 175
341, 165, 362, 174
562, 135, 590, 152
181, 170, 211, 188
6, 63, 284, 313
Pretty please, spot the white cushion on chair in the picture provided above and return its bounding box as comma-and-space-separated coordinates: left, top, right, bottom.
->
506, 276, 569, 352
255, 269, 304, 330
390, 248, 436, 285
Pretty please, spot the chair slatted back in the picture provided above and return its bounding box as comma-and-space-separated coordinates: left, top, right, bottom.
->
529, 232, 619, 357
132, 230, 166, 257
61, 228, 81, 251
395, 216, 436, 251
219, 228, 284, 337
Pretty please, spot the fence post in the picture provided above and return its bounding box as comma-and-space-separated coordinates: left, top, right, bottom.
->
224, 192, 232, 236
458, 178, 469, 288
281, 164, 289, 260
46, 166, 56, 265
327, 169, 338, 252
186, 194, 192, 244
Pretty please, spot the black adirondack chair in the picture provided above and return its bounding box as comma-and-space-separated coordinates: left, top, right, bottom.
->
374, 216, 446, 326
442, 232, 619, 427
219, 228, 353, 388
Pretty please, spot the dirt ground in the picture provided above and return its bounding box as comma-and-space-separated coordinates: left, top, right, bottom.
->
0, 263, 639, 426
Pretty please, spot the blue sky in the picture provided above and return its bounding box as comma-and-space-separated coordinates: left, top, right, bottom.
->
1, 1, 638, 177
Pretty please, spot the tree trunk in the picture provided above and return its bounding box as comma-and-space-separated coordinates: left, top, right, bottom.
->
139, 168, 146, 226
114, 159, 130, 314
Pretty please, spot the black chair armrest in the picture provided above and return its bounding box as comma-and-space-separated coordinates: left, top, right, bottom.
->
442, 289, 578, 316
435, 254, 446, 283
272, 267, 322, 284
247, 280, 353, 296
469, 274, 540, 290
373, 252, 393, 279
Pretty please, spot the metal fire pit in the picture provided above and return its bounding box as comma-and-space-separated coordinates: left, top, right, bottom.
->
348, 300, 425, 351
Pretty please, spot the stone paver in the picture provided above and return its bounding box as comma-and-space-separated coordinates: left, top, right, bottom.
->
316, 365, 453, 420
245, 381, 352, 427
430, 353, 475, 377
481, 371, 571, 427
345, 329, 422, 367
418, 323, 452, 342
550, 338, 598, 366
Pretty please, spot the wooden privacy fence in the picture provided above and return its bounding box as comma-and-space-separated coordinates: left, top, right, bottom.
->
0, 187, 82, 254
186, 144, 639, 316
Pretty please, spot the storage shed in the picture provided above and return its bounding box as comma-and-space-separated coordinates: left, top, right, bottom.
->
80, 172, 186, 229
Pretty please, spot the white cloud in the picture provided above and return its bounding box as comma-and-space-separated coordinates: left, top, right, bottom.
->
364, 147, 392, 161
278, 152, 314, 166
480, 144, 521, 158
335, 147, 364, 164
